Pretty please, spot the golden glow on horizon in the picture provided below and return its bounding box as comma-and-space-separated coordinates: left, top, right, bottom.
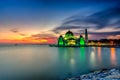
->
0, 39, 48, 44
0, 23, 120, 44
39, 39, 48, 43
0, 25, 57, 43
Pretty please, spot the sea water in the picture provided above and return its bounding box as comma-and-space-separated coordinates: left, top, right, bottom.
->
0, 45, 120, 80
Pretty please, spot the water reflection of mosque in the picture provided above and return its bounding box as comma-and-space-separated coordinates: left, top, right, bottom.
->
58, 47, 117, 71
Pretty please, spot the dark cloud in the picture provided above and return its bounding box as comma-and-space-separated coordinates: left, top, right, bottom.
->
11, 28, 19, 33
10, 28, 27, 36
19, 33, 26, 36
30, 33, 57, 40
70, 31, 120, 37
89, 6, 120, 29
88, 31, 120, 35
53, 4, 120, 36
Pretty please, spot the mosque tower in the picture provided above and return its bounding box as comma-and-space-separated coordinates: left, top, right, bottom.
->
85, 28, 88, 43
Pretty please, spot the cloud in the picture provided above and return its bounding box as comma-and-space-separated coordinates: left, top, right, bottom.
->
53, 4, 120, 39
11, 28, 19, 33
19, 33, 26, 36
22, 33, 57, 44
89, 6, 120, 29
10, 28, 27, 36
28, 33, 57, 40
88, 31, 120, 35
107, 35, 120, 39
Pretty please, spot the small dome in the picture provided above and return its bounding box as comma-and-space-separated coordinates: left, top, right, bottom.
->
80, 35, 83, 38
59, 35, 63, 38
65, 30, 74, 36
59, 35, 63, 37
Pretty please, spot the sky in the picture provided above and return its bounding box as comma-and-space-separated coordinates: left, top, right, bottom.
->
0, 0, 120, 44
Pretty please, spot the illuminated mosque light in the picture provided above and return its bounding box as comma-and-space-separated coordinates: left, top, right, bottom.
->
50, 28, 118, 47
58, 29, 88, 46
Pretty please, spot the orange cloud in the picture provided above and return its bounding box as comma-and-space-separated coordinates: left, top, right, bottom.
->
107, 35, 120, 39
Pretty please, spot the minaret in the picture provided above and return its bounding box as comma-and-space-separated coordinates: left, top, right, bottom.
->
85, 28, 88, 43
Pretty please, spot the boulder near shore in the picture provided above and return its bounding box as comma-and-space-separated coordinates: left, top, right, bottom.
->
67, 69, 120, 80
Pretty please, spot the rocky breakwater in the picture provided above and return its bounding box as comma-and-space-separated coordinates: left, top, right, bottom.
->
67, 69, 120, 80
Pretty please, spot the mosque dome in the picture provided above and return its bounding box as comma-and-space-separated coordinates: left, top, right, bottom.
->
65, 30, 74, 37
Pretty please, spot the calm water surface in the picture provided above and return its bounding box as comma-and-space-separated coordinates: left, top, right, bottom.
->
0, 45, 120, 80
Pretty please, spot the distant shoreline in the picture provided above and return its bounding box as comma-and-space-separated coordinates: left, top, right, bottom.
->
49, 44, 120, 48
0, 44, 120, 48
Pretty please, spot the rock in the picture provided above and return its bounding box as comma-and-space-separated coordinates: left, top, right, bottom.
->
110, 69, 116, 72
67, 69, 120, 80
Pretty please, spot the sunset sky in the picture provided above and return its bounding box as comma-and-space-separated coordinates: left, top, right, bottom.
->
0, 0, 120, 44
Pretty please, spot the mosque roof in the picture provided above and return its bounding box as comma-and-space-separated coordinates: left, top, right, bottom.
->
65, 30, 74, 36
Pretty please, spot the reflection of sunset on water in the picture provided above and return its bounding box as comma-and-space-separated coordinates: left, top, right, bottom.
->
110, 48, 117, 66
90, 48, 96, 67
98, 47, 101, 63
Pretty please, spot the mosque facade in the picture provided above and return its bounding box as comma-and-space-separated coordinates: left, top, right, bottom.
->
58, 29, 88, 46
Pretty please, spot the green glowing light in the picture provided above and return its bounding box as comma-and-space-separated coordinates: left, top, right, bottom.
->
80, 47, 86, 63
58, 37, 64, 45
57, 30, 86, 46
65, 30, 74, 39
80, 37, 85, 45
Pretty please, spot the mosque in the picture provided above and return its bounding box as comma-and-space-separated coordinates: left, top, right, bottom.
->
58, 29, 88, 46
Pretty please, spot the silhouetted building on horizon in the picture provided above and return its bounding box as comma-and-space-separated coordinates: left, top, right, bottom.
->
85, 28, 88, 43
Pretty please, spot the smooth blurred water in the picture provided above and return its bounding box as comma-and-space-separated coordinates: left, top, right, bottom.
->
0, 45, 120, 80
